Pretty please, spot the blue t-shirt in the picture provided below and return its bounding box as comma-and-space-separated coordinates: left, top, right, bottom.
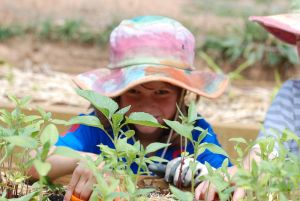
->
56, 113, 231, 172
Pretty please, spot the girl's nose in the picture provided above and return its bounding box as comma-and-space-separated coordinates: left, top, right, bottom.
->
137, 95, 157, 108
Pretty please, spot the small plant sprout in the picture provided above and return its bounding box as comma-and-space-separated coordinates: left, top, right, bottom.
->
0, 95, 72, 199
165, 101, 229, 199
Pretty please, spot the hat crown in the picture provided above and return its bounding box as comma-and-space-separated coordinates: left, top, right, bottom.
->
109, 16, 195, 69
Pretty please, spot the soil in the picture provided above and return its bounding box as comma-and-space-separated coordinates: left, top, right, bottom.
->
48, 194, 64, 201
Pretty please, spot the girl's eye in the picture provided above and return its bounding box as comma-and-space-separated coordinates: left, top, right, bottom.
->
155, 90, 169, 95
128, 89, 140, 94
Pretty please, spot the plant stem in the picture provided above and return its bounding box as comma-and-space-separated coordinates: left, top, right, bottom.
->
39, 176, 44, 200
135, 150, 144, 186
205, 182, 211, 201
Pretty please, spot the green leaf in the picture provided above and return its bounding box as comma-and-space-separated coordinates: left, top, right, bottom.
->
112, 113, 124, 129
199, 51, 223, 73
0, 110, 11, 125
146, 156, 169, 163
4, 136, 38, 149
267, 51, 281, 66
282, 129, 300, 145
194, 127, 208, 143
33, 159, 51, 176
229, 137, 247, 144
21, 123, 41, 136
51, 119, 69, 125
68, 115, 103, 129
99, 144, 116, 156
19, 96, 31, 107
145, 142, 170, 154
221, 158, 229, 169
125, 176, 136, 194
10, 191, 38, 201
37, 107, 47, 119
251, 159, 258, 176
135, 188, 155, 196
11, 108, 21, 121
41, 141, 51, 161
278, 44, 298, 64
115, 137, 136, 153
22, 115, 41, 123
199, 143, 228, 157
127, 112, 164, 128
75, 89, 118, 118
279, 193, 288, 201
123, 130, 135, 139
52, 146, 83, 160
169, 185, 194, 201
106, 178, 121, 197
40, 123, 59, 146
164, 119, 193, 141
7, 94, 18, 105
187, 101, 198, 123
116, 105, 131, 115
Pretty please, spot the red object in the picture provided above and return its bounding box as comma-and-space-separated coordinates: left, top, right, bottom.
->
61, 124, 80, 136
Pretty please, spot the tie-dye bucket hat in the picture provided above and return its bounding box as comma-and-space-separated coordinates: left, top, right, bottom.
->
249, 13, 300, 45
73, 16, 228, 98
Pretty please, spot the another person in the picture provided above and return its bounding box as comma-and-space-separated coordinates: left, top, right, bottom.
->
196, 13, 300, 201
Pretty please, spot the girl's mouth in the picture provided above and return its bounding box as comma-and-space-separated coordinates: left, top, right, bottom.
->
154, 116, 163, 123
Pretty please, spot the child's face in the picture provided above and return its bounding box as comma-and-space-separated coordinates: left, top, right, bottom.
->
120, 81, 180, 137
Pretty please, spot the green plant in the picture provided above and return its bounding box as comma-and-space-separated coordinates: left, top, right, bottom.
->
184, 0, 287, 18
199, 51, 252, 81
200, 19, 298, 74
164, 102, 229, 200
0, 25, 23, 41
36, 18, 117, 46
38, 19, 83, 42
0, 95, 75, 200
290, 0, 300, 12
203, 130, 300, 201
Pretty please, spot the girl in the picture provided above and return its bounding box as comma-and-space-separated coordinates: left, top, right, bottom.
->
29, 16, 230, 200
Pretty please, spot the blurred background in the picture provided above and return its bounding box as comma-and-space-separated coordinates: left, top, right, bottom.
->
0, 0, 299, 157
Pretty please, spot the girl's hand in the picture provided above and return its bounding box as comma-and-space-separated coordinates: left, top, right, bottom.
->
195, 181, 219, 201
194, 166, 244, 201
164, 157, 208, 187
64, 162, 96, 201
195, 181, 246, 201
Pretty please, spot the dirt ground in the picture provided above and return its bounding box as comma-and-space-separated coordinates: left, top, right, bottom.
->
0, 0, 297, 79
0, 0, 240, 74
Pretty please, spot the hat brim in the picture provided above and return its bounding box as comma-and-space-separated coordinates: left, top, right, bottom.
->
249, 14, 300, 45
73, 64, 229, 99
